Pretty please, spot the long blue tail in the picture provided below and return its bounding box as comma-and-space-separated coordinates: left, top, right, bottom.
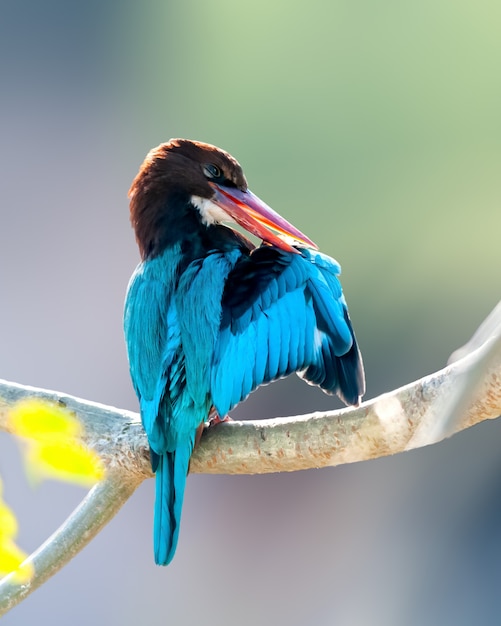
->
153, 442, 192, 565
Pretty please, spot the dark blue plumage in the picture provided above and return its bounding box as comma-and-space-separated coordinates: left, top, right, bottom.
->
123, 139, 364, 565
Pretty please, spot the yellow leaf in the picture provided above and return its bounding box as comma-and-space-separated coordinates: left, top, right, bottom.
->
9, 399, 105, 487
0, 477, 17, 540
0, 478, 33, 583
25, 441, 105, 487
9, 399, 82, 442
0, 540, 33, 583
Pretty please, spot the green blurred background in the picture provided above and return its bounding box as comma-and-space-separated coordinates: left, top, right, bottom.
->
1, 1, 500, 624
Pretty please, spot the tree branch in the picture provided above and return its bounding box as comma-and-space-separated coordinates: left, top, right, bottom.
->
0, 472, 139, 615
0, 303, 500, 614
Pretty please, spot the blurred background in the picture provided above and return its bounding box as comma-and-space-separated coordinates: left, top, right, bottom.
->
1, 1, 500, 624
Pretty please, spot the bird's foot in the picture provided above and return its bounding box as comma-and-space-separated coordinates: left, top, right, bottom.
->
207, 410, 233, 428
195, 412, 232, 447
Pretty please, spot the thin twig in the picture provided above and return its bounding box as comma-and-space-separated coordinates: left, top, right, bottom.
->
0, 472, 139, 616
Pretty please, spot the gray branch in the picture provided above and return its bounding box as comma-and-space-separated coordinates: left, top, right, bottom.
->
0, 473, 139, 615
1, 303, 500, 614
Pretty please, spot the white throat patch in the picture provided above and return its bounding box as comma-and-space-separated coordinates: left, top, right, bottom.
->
191, 195, 236, 227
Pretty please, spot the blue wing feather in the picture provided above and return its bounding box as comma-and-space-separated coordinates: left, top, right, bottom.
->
277, 300, 290, 375
124, 247, 242, 565
254, 310, 268, 385
211, 246, 364, 415
287, 289, 303, 371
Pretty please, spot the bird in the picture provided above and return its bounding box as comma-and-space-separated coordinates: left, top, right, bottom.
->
123, 138, 365, 565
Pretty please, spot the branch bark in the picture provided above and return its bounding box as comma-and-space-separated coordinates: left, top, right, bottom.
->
0, 473, 139, 615
0, 304, 500, 614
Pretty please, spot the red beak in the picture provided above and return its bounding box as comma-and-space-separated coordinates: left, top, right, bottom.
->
209, 182, 318, 253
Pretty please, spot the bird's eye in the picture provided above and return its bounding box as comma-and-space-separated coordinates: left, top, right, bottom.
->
203, 163, 222, 179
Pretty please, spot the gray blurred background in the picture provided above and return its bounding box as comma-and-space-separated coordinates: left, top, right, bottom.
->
1, 1, 501, 624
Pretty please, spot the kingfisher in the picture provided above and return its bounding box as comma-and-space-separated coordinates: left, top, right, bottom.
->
124, 138, 365, 565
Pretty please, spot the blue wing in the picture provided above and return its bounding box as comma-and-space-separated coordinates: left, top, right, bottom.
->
123, 247, 242, 565
123, 247, 232, 451
124, 257, 187, 565
210, 246, 365, 415
123, 261, 175, 455
124, 250, 199, 565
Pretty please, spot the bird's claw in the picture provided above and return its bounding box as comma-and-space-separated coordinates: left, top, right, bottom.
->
206, 410, 233, 427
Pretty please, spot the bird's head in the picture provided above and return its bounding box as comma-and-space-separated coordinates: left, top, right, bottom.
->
129, 138, 317, 259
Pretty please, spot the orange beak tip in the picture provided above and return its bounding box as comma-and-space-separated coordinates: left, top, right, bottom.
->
211, 183, 317, 252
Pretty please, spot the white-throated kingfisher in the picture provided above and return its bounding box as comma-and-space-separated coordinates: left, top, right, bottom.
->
124, 139, 365, 565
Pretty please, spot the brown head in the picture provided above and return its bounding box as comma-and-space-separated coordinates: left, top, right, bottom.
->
129, 138, 317, 260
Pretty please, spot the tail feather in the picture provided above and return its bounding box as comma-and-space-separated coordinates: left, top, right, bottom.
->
336, 338, 365, 405
335, 310, 365, 405
153, 440, 193, 566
